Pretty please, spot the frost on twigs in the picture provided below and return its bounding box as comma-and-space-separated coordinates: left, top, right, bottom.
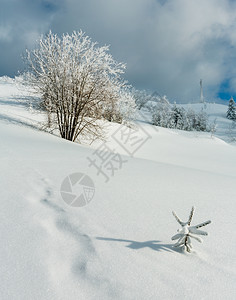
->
171, 207, 211, 253
23, 31, 130, 143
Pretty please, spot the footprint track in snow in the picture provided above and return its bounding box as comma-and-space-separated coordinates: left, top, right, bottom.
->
31, 174, 120, 299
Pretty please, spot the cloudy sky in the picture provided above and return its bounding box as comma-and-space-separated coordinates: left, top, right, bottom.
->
1, 0, 236, 103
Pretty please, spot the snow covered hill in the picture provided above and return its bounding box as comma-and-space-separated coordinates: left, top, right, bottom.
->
0, 77, 236, 299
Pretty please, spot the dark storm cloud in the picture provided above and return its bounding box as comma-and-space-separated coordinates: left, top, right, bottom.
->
1, 0, 236, 102
0, 0, 61, 75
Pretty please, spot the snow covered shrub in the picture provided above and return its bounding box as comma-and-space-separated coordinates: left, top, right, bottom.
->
194, 110, 209, 131
0, 76, 15, 83
210, 118, 217, 138
172, 207, 211, 253
151, 96, 172, 127
132, 89, 153, 110
185, 108, 196, 130
23, 31, 127, 142
116, 90, 137, 125
171, 103, 186, 129
102, 90, 137, 125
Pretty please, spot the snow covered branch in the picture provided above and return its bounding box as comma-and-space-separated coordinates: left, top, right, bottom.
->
172, 207, 211, 253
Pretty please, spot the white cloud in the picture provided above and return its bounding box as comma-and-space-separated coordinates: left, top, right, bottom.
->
48, 0, 236, 102
0, 26, 12, 42
2, 0, 236, 102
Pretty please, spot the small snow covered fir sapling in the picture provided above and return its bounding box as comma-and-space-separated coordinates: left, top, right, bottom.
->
171, 207, 211, 252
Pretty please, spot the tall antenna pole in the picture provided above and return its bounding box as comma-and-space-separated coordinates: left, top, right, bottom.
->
200, 79, 204, 103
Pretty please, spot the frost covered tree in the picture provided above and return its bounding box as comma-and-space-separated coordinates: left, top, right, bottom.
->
172, 207, 211, 253
151, 96, 172, 127
194, 109, 209, 131
227, 120, 236, 142
24, 31, 126, 142
132, 89, 154, 110
226, 97, 236, 120
152, 103, 210, 132
210, 118, 217, 138
102, 89, 137, 125
116, 90, 137, 125
171, 103, 186, 129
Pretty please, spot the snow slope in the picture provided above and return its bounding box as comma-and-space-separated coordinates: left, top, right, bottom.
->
0, 78, 236, 300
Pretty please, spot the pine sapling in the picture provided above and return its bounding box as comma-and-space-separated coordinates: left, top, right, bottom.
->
171, 207, 211, 252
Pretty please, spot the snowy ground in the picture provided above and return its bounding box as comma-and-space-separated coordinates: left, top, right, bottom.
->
0, 77, 236, 300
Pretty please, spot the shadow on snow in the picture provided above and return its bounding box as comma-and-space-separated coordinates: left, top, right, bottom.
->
96, 237, 182, 253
